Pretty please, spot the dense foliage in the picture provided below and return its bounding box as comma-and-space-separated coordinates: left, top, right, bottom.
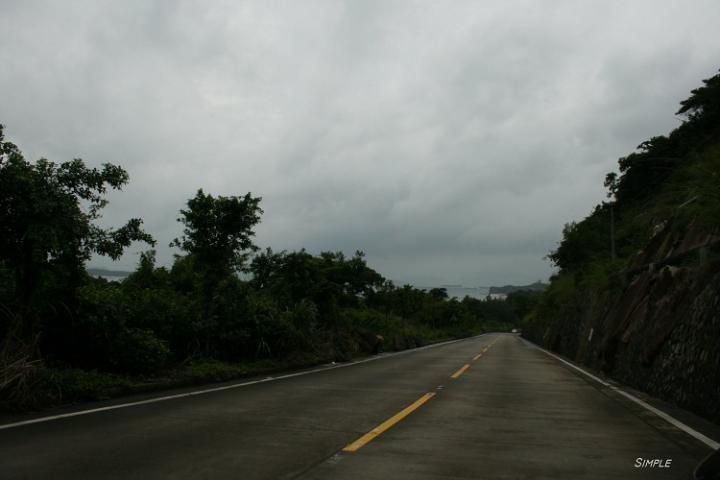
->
0, 127, 518, 409
526, 69, 720, 336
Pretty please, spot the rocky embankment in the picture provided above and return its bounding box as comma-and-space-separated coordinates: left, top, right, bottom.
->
524, 222, 720, 423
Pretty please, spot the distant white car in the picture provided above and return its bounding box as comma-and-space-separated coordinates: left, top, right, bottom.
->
511, 328, 519, 334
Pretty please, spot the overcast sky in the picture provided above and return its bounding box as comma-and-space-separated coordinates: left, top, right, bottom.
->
2, 1, 719, 286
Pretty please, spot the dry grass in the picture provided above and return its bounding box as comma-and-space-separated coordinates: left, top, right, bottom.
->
0, 331, 43, 408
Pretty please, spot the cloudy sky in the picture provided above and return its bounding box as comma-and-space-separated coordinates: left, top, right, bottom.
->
2, 1, 719, 286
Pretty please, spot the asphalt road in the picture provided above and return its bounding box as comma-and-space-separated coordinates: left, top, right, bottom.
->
0, 333, 713, 479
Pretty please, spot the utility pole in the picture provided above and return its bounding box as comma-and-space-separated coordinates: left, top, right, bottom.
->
610, 203, 616, 260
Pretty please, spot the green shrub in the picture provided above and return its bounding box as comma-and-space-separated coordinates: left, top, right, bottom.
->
110, 328, 169, 374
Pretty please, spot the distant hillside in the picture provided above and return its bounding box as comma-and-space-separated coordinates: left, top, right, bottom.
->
489, 281, 548, 295
87, 267, 131, 278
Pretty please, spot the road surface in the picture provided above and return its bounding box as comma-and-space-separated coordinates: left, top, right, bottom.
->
0, 333, 713, 479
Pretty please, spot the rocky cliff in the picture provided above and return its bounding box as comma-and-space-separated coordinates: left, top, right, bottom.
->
525, 222, 720, 423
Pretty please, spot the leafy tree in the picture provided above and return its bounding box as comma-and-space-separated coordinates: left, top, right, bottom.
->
546, 204, 613, 271
170, 189, 262, 355
248, 247, 284, 289
677, 69, 720, 126
428, 287, 449, 301
609, 70, 720, 206
0, 124, 154, 333
250, 248, 383, 310
124, 250, 163, 290
505, 290, 541, 322
171, 189, 263, 277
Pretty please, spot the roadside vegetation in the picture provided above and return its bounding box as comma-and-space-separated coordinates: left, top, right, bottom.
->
0, 128, 519, 411
524, 69, 720, 339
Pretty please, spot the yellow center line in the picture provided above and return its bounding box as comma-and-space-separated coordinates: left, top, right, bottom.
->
450, 363, 471, 379
475, 338, 499, 359
342, 392, 436, 452
343, 338, 502, 453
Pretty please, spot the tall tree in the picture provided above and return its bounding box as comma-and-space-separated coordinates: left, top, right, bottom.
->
0, 124, 154, 332
171, 189, 263, 354
171, 189, 263, 277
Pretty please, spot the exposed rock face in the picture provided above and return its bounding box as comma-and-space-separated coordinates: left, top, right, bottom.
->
527, 223, 720, 423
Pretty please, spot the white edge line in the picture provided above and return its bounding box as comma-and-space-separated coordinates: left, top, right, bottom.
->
0, 333, 492, 431
522, 337, 720, 450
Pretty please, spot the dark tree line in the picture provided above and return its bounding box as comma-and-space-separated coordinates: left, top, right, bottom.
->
0, 125, 518, 408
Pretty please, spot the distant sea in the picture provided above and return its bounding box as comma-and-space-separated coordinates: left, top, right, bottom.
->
88, 268, 131, 282
97, 274, 128, 282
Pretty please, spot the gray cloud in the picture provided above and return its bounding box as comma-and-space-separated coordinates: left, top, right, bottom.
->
2, 0, 719, 285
